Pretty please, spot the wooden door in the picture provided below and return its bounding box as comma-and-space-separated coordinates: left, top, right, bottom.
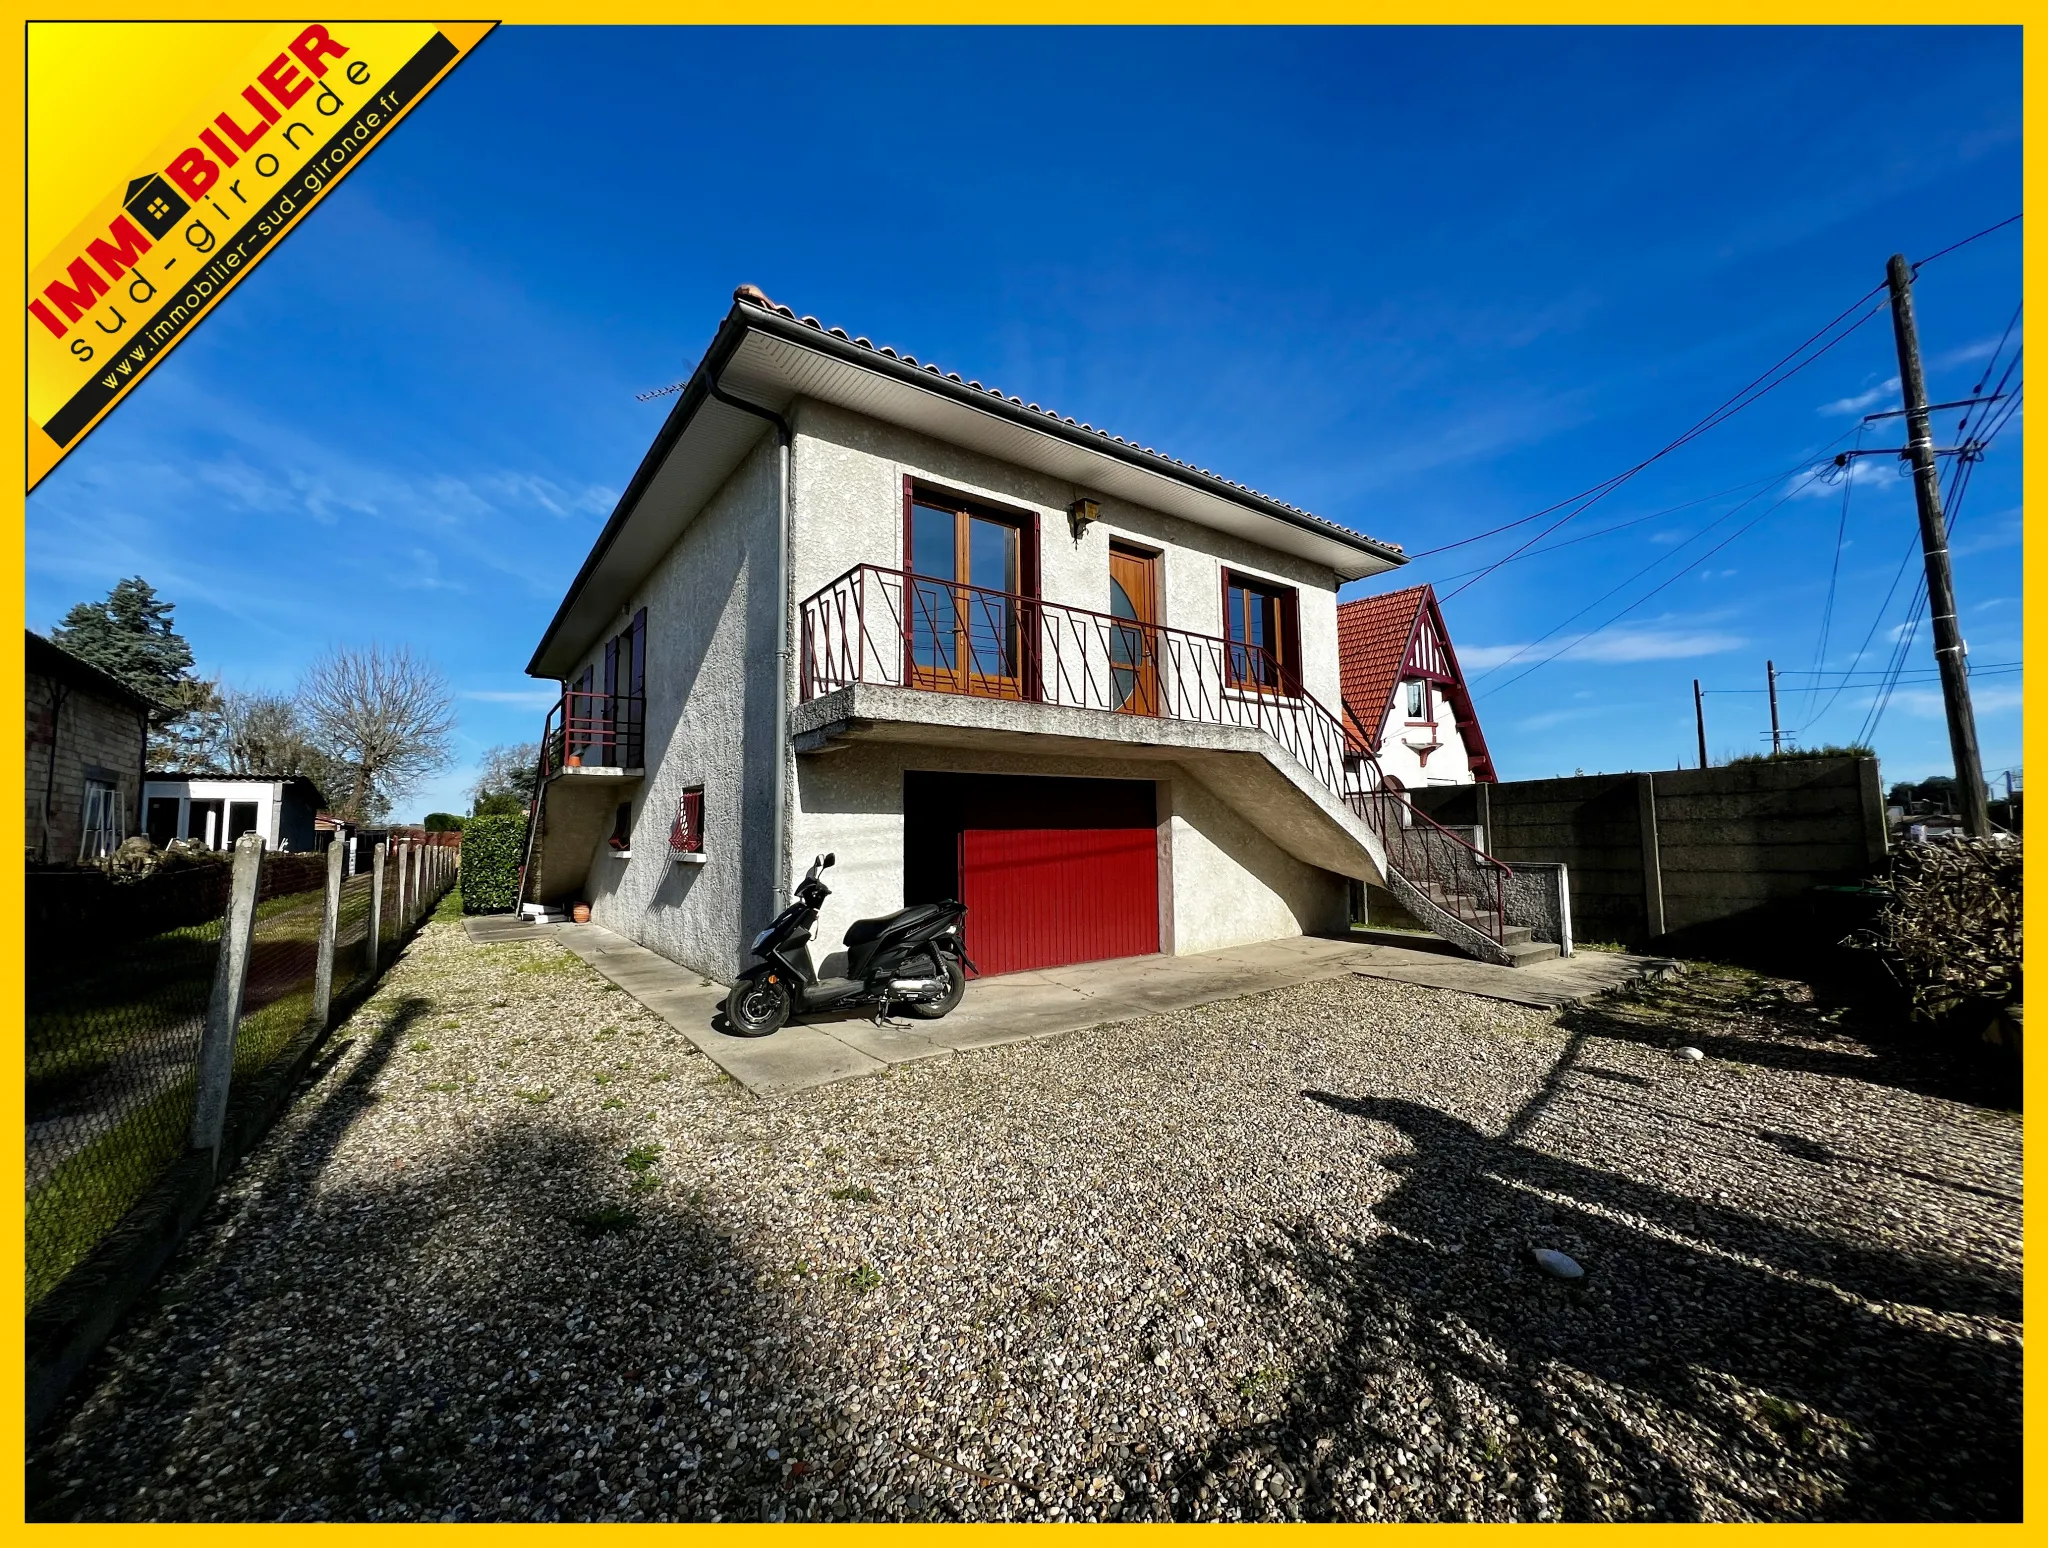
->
1108, 546, 1160, 715
907, 500, 1023, 699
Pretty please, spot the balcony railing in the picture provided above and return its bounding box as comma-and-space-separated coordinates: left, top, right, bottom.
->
798, 563, 1513, 946
538, 688, 646, 779
801, 563, 1360, 795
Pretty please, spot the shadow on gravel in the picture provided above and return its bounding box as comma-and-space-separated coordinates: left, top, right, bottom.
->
1556, 967, 2019, 1110
27, 995, 841, 1523
1161, 1078, 2020, 1524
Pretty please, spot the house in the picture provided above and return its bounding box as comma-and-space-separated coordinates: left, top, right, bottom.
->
520, 286, 1532, 977
140, 773, 325, 852
1337, 584, 1496, 791
25, 630, 151, 864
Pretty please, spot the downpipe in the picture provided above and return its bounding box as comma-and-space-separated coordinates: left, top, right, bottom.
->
708, 377, 794, 914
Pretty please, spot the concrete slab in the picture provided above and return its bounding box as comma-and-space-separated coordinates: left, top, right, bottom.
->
1349, 944, 1678, 1009
462, 915, 563, 945
500, 921, 1668, 1096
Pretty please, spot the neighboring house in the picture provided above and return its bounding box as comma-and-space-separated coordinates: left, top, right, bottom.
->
521, 286, 1534, 977
1337, 584, 1496, 790
25, 630, 151, 865
141, 773, 325, 852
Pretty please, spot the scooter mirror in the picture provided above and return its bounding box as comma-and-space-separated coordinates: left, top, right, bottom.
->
823, 853, 836, 868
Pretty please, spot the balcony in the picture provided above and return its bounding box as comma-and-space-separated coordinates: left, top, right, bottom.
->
795, 563, 1519, 957
797, 563, 1360, 788
540, 687, 646, 779
519, 687, 647, 910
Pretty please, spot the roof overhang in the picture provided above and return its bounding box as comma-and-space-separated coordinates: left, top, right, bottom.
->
528, 299, 1407, 678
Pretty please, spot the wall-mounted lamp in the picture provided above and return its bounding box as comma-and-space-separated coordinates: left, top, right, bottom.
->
1067, 498, 1101, 540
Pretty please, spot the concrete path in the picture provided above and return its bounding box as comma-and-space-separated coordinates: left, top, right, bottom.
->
467, 916, 1673, 1096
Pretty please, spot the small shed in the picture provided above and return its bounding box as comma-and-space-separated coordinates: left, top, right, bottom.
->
141, 773, 327, 852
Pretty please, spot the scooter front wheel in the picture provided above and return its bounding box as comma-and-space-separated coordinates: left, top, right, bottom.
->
725, 974, 791, 1037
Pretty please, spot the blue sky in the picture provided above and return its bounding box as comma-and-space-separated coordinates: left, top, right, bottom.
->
27, 26, 2023, 818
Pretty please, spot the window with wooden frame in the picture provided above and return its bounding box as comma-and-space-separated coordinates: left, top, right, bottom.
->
669, 786, 704, 854
1405, 679, 1427, 720
903, 482, 1038, 699
609, 801, 634, 852
1223, 569, 1301, 693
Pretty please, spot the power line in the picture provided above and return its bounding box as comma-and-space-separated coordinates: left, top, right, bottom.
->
1441, 289, 1890, 600
1405, 469, 1792, 587
1803, 421, 1861, 721
1473, 465, 1830, 700
1465, 434, 1858, 687
1911, 212, 2024, 271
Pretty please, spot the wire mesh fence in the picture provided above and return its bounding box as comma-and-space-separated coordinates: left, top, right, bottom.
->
26, 913, 218, 1307
25, 837, 459, 1311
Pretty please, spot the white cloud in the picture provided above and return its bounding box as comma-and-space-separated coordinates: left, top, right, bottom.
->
1698, 568, 1738, 581
1463, 626, 1746, 669
1819, 377, 1899, 416
463, 687, 560, 710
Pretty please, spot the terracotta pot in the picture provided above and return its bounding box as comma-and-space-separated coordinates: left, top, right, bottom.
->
565, 754, 583, 768
571, 902, 592, 924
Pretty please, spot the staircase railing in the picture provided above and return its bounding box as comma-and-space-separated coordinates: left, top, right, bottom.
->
797, 562, 1512, 945
1345, 783, 1510, 944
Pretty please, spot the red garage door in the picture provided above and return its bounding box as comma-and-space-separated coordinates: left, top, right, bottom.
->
960, 825, 1159, 976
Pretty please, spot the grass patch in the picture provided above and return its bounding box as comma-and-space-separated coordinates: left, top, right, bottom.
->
843, 1261, 882, 1294
515, 953, 587, 978
424, 1081, 462, 1094
623, 1143, 662, 1173
26, 1077, 195, 1306
431, 885, 465, 925
602, 1097, 625, 1110
829, 1183, 877, 1204
514, 1088, 553, 1105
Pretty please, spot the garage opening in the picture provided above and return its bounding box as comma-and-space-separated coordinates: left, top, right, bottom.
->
904, 772, 1160, 976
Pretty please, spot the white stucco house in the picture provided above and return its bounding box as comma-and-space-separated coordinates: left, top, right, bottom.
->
1337, 584, 1496, 792
520, 287, 1547, 976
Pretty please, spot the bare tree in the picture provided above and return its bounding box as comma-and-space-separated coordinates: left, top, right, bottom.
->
472, 741, 540, 813
298, 645, 456, 823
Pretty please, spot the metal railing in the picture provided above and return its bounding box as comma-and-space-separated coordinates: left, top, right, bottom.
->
1347, 785, 1510, 945
538, 687, 645, 778
797, 562, 1513, 944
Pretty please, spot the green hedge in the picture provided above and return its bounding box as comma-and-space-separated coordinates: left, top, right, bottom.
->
460, 813, 527, 915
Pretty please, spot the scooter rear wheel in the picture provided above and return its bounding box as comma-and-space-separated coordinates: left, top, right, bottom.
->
725, 974, 791, 1036
901, 954, 967, 1020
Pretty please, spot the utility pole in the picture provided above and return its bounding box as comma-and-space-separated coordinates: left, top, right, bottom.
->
1693, 678, 1708, 770
1767, 659, 1782, 755
1887, 252, 1991, 837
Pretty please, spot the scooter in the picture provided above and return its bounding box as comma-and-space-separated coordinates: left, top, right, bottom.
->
724, 853, 974, 1036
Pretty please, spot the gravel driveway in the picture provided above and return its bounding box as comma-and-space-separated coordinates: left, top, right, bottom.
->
29, 923, 2021, 1523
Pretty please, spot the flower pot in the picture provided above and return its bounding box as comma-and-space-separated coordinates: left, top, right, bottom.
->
572, 902, 592, 924
565, 754, 583, 768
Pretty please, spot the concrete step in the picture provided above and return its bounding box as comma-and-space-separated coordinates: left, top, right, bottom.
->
1503, 940, 1562, 967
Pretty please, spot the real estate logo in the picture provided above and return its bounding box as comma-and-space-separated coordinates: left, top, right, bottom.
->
25, 20, 496, 491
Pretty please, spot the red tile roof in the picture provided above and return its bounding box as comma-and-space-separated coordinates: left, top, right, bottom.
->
1337, 583, 1498, 781
1338, 585, 1430, 752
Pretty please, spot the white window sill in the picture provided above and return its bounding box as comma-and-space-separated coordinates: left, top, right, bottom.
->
672, 851, 709, 866
607, 849, 632, 859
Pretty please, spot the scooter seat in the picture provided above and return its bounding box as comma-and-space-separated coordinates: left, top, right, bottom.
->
843, 903, 953, 948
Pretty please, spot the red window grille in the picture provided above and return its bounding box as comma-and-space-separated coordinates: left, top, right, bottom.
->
669, 787, 704, 853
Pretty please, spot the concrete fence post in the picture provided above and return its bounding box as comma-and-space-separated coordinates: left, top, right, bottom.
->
396, 839, 412, 929
367, 840, 387, 977
1636, 773, 1666, 942
311, 835, 346, 1029
191, 832, 266, 1161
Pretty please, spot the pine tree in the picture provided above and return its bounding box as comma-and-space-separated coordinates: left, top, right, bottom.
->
51, 577, 195, 703
51, 577, 217, 769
